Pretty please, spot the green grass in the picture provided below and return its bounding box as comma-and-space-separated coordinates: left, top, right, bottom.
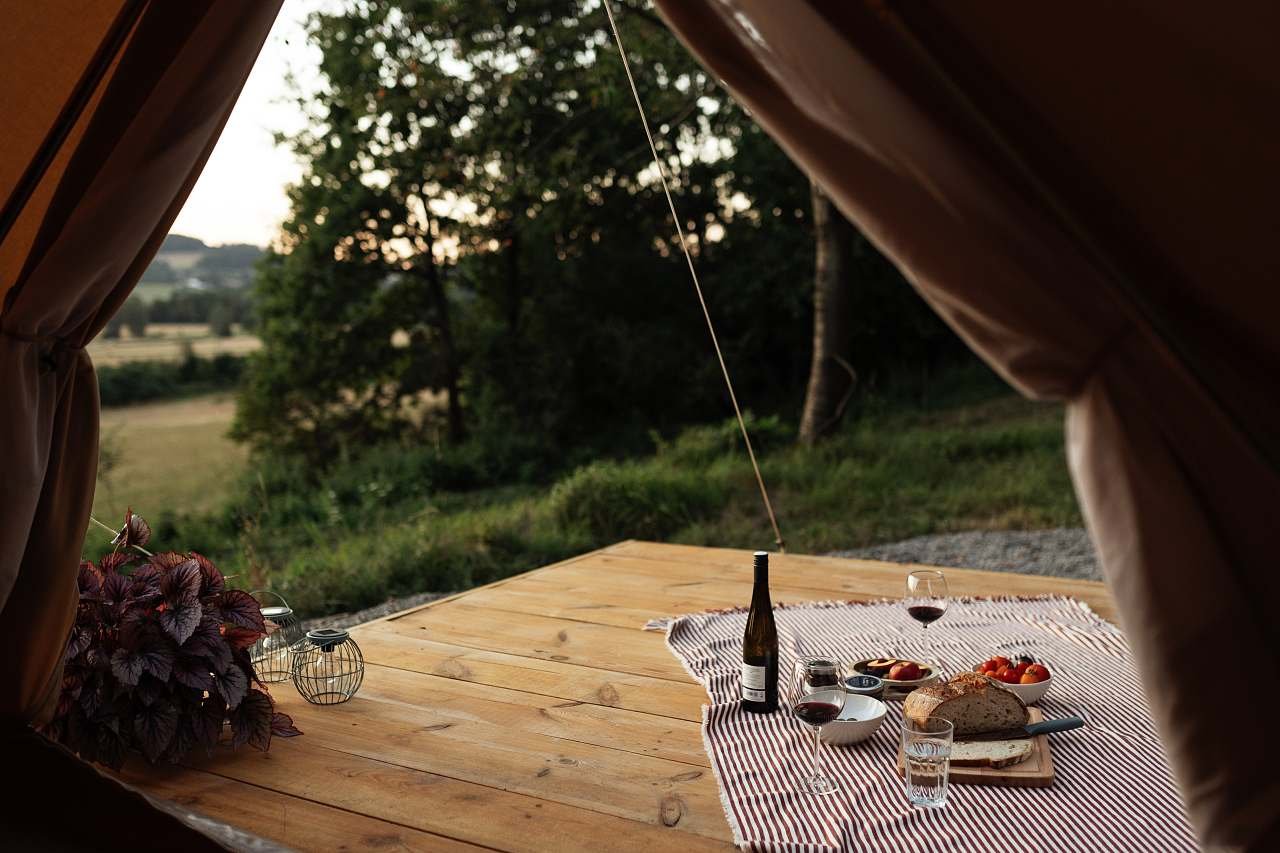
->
85, 372, 1080, 619
93, 394, 246, 526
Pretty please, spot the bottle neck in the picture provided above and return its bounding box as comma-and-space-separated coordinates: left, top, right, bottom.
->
753, 564, 769, 587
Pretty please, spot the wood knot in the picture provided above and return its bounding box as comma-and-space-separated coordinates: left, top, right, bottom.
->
659, 794, 684, 827
596, 683, 620, 706
669, 770, 702, 782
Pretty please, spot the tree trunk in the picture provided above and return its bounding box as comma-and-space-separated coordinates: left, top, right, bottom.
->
798, 182, 855, 445
423, 230, 466, 442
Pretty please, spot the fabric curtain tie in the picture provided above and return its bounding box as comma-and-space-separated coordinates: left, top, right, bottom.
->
0, 328, 85, 372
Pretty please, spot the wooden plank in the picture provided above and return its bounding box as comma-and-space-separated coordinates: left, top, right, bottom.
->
379, 603, 692, 682
177, 736, 731, 851
353, 662, 708, 766
116, 763, 486, 851
349, 629, 708, 722
275, 692, 728, 840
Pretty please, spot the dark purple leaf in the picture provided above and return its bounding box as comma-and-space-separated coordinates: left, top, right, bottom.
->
223, 624, 262, 651
109, 648, 144, 687
218, 589, 266, 633
95, 727, 126, 771
189, 552, 225, 597
157, 559, 202, 644
99, 552, 136, 575
64, 625, 93, 662
148, 551, 188, 570
114, 508, 152, 550
230, 690, 273, 750
100, 572, 131, 614
271, 711, 302, 738
215, 663, 249, 710
77, 562, 102, 599
135, 675, 165, 706
133, 700, 177, 763
195, 692, 227, 751
183, 616, 233, 673
172, 654, 215, 692
166, 716, 197, 763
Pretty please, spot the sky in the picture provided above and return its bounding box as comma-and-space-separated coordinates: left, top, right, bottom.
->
169, 2, 329, 248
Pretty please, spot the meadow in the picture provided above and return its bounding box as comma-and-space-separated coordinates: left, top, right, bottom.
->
88, 327, 260, 366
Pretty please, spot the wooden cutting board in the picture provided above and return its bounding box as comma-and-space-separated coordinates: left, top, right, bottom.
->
896, 708, 1055, 788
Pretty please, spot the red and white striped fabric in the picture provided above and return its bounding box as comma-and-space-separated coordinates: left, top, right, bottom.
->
663, 597, 1198, 852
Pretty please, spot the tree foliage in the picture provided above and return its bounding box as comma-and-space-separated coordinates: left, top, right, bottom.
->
235, 0, 962, 463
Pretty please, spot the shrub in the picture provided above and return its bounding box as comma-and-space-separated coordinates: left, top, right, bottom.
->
653, 413, 793, 467
550, 460, 727, 542
42, 512, 300, 770
97, 354, 246, 407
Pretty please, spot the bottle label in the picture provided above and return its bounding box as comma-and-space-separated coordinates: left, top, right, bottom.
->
741, 663, 767, 702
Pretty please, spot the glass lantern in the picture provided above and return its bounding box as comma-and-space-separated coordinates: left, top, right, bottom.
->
249, 591, 304, 683
291, 628, 365, 705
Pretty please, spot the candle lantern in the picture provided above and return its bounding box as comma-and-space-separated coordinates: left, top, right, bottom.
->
248, 591, 304, 683
291, 627, 365, 705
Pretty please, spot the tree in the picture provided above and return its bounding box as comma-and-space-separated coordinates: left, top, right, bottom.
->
798, 183, 856, 444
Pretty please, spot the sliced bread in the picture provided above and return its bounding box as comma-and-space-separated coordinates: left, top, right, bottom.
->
902, 671, 1029, 735
948, 739, 1033, 768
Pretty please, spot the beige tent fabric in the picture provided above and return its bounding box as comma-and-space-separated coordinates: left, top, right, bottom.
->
0, 1, 282, 727
654, 1, 1280, 848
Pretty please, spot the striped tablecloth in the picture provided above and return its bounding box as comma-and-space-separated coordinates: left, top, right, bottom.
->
661, 597, 1198, 852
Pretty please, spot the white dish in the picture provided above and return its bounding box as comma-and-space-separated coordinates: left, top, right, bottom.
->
971, 667, 1053, 705
822, 694, 887, 746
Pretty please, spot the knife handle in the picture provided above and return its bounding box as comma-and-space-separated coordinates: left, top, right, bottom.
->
1027, 716, 1085, 736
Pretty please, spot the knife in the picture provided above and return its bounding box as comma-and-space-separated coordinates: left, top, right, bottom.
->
955, 716, 1085, 742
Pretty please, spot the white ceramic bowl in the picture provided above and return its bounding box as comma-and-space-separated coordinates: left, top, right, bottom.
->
822, 694, 887, 746
1004, 674, 1052, 705
972, 667, 1053, 705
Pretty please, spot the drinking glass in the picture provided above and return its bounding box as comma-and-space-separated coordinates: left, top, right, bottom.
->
902, 716, 953, 807
788, 656, 846, 795
905, 570, 948, 668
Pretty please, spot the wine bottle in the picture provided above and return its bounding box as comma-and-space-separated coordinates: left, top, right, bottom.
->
741, 550, 778, 713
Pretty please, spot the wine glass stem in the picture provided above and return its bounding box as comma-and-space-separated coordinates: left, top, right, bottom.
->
812, 725, 823, 780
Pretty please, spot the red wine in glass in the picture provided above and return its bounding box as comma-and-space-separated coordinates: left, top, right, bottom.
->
793, 700, 843, 726
907, 604, 945, 625
905, 570, 949, 669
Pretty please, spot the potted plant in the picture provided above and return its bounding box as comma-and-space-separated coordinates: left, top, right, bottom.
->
40, 510, 300, 769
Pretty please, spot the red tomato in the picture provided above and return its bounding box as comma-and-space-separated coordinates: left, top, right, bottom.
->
1023, 664, 1050, 683
1013, 662, 1030, 678
978, 660, 998, 674
991, 656, 1011, 669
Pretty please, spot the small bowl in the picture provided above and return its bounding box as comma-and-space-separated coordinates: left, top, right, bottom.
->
972, 667, 1053, 705
822, 695, 887, 746
842, 674, 884, 698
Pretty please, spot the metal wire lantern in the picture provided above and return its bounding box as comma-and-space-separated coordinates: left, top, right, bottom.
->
248, 591, 304, 683
291, 628, 365, 705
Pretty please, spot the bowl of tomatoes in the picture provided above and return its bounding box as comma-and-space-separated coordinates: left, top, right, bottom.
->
973, 655, 1052, 704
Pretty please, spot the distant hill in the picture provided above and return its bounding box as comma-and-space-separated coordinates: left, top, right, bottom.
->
144, 233, 265, 288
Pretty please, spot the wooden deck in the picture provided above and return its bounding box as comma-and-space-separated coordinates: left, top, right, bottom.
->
119, 541, 1116, 851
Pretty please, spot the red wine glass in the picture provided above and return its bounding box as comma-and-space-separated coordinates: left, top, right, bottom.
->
905, 570, 949, 669
788, 656, 846, 794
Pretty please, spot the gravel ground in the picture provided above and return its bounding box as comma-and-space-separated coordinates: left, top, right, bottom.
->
828, 527, 1100, 580
306, 528, 1099, 630
300, 591, 444, 634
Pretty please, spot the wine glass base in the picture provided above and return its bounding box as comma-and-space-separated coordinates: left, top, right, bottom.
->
800, 773, 839, 795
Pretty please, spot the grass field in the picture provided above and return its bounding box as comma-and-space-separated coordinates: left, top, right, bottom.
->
131, 282, 182, 302
85, 376, 1081, 617
93, 394, 247, 527
89, 331, 260, 366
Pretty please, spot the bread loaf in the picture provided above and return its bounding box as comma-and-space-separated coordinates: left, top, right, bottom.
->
902, 672, 1028, 735
948, 739, 1033, 768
